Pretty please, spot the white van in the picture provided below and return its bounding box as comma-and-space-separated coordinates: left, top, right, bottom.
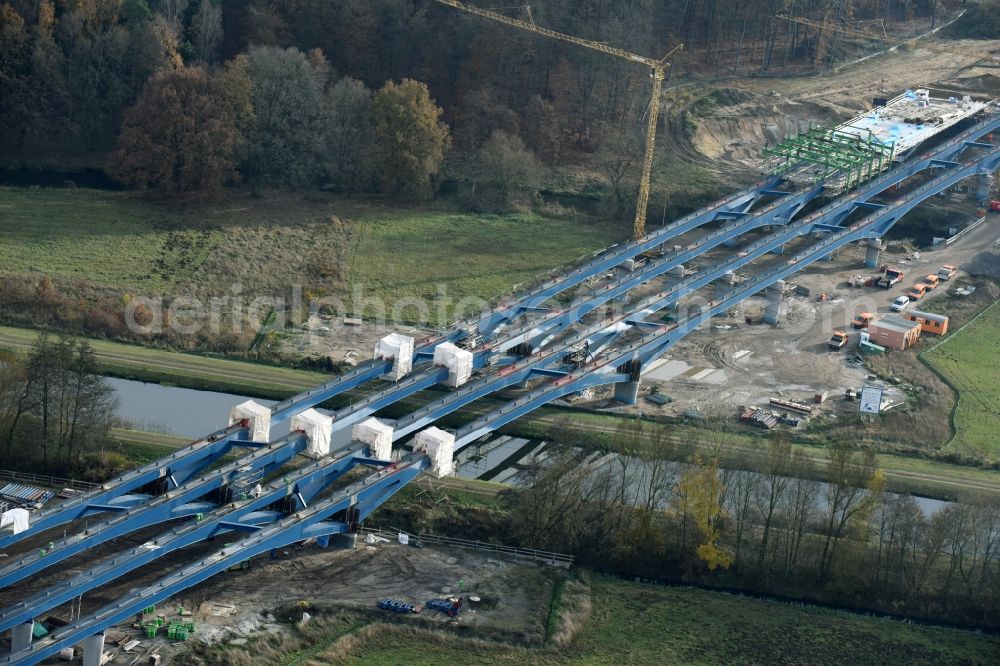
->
890, 295, 910, 312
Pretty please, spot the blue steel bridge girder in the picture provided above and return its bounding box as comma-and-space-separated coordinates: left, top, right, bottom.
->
389, 355, 569, 442
476, 177, 788, 337
328, 368, 447, 432
0, 446, 370, 636
451, 142, 1000, 449
26, 118, 998, 557
453, 372, 631, 449
275, 127, 1000, 422
5, 460, 427, 666
520, 185, 825, 353
7, 119, 996, 660
616, 150, 1000, 372
0, 424, 248, 551
0, 433, 310, 590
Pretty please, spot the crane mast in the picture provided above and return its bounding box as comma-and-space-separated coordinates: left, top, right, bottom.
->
434, 0, 682, 240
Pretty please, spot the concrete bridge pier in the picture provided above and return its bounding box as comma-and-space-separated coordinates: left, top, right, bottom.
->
763, 280, 786, 325
614, 380, 640, 405
82, 632, 106, 666
12, 620, 33, 652
864, 238, 884, 268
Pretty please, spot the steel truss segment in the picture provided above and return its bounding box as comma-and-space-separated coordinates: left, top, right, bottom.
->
6, 117, 998, 666
4, 460, 428, 666
0, 425, 247, 550
328, 368, 447, 431
0, 434, 309, 589
454, 139, 1000, 452
0, 447, 367, 636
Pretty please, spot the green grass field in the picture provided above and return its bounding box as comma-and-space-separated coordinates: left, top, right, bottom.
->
0, 188, 623, 325
346, 210, 622, 322
0, 325, 328, 399
0, 187, 224, 290
924, 301, 1000, 460
332, 575, 1000, 665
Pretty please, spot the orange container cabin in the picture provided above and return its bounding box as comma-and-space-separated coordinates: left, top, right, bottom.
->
868, 315, 922, 350
903, 310, 949, 336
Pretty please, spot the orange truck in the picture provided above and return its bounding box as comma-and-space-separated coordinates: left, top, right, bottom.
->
851, 312, 874, 329
936, 264, 958, 281
907, 283, 928, 300
828, 330, 850, 350
922, 274, 941, 290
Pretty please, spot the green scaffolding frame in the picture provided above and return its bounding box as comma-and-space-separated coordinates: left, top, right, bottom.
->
764, 122, 895, 190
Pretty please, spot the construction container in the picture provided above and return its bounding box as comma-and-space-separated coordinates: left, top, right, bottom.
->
868, 314, 921, 350
902, 310, 949, 336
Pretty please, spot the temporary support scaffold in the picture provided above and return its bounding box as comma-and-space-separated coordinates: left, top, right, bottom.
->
763, 122, 895, 191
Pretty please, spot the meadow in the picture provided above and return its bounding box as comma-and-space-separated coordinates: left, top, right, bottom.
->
924, 301, 1000, 460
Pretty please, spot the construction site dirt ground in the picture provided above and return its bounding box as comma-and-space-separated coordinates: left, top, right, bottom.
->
575, 214, 1000, 422
85, 541, 559, 665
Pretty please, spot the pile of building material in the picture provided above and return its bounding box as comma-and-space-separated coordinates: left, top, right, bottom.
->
228, 400, 271, 442
353, 418, 393, 461
740, 408, 778, 429
374, 334, 414, 381
414, 426, 454, 477
292, 408, 334, 458
0, 483, 53, 509
433, 342, 473, 387
769, 397, 813, 415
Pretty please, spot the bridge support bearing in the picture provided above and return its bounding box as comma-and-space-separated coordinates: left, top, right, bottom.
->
864, 238, 884, 268
614, 380, 640, 405
82, 632, 106, 666
329, 533, 358, 549
12, 620, 33, 652
977, 172, 991, 203
763, 280, 785, 326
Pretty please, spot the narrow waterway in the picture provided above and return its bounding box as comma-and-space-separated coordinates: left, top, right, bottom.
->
108, 377, 274, 438
108, 377, 949, 515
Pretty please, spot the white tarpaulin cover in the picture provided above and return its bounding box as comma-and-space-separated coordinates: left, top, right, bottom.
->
413, 426, 454, 478
352, 418, 393, 461
375, 333, 414, 381
432, 342, 473, 387
292, 408, 334, 458
229, 400, 271, 443
0, 508, 30, 535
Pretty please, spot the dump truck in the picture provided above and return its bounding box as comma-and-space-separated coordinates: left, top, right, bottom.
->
851, 312, 874, 329
828, 330, 849, 350
878, 267, 904, 288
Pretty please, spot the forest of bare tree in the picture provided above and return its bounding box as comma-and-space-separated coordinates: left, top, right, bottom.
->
0, 0, 964, 201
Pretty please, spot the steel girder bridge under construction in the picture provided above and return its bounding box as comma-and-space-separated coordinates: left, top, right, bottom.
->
2, 102, 999, 665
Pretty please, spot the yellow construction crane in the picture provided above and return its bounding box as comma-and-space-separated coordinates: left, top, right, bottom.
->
433, 0, 682, 240
776, 14, 992, 60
